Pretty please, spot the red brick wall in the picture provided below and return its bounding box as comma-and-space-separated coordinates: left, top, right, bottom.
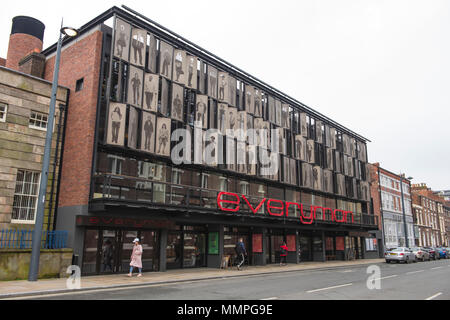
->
6, 33, 43, 71
44, 30, 104, 208
0, 58, 6, 67
369, 163, 382, 230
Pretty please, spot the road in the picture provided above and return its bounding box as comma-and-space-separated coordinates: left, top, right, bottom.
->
18, 258, 450, 300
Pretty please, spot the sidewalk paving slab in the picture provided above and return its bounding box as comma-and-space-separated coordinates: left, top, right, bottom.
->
0, 259, 384, 299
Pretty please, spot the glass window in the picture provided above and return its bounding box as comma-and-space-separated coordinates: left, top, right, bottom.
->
12, 170, 40, 223
29, 110, 49, 131
0, 103, 7, 122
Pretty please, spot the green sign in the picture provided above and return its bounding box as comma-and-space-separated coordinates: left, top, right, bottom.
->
208, 232, 219, 255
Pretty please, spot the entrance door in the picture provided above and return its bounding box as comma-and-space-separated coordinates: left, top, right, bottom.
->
183, 233, 207, 268
99, 230, 120, 274
299, 235, 312, 262
266, 234, 284, 264
167, 232, 183, 270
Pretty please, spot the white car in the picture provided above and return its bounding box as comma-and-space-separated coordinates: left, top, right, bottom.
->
385, 247, 416, 264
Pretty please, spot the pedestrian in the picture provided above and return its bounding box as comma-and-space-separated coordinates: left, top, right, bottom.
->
235, 238, 247, 271
280, 242, 288, 266
101, 239, 114, 272
128, 238, 143, 277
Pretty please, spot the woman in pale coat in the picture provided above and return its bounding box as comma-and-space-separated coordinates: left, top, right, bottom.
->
128, 238, 143, 277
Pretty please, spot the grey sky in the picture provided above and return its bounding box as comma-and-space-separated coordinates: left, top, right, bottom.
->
1, 0, 449, 190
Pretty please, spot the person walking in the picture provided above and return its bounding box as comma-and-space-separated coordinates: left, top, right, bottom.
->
280, 242, 288, 266
128, 238, 143, 277
235, 238, 247, 271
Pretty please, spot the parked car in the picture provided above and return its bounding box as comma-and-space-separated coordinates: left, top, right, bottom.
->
436, 247, 447, 259
445, 248, 450, 259
411, 247, 430, 262
385, 247, 416, 264
423, 247, 437, 260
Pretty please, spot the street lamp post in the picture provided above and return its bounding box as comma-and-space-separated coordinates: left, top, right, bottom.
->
400, 175, 413, 249
28, 21, 78, 282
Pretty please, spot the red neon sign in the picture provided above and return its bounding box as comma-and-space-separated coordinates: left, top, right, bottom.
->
217, 192, 354, 225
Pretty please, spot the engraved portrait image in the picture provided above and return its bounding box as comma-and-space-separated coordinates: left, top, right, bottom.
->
343, 155, 349, 176
254, 88, 262, 118
324, 125, 331, 148
195, 94, 208, 129
283, 157, 290, 184
228, 107, 238, 137
306, 140, 315, 164
246, 113, 254, 144
254, 117, 264, 147
159, 41, 173, 80
205, 131, 219, 167
141, 111, 156, 153
352, 178, 358, 199
275, 100, 282, 127
337, 174, 346, 196
228, 76, 237, 107
237, 142, 247, 174
107, 103, 126, 146
130, 28, 146, 67
245, 85, 254, 114
313, 166, 323, 191
226, 137, 236, 171
186, 54, 198, 89
128, 106, 139, 149
300, 112, 308, 138
147, 34, 157, 73
302, 163, 313, 188
335, 151, 341, 173
237, 111, 247, 141
282, 104, 290, 129
316, 120, 323, 144
277, 128, 286, 155
114, 19, 130, 61
326, 148, 334, 170
355, 159, 360, 180
217, 103, 229, 135
358, 141, 367, 162
207, 65, 218, 99
323, 170, 333, 193
171, 83, 184, 122
347, 156, 354, 177
172, 50, 187, 85
342, 134, 349, 155
218, 72, 229, 103
290, 158, 297, 185
350, 138, 357, 158
160, 78, 170, 116
247, 145, 257, 176
156, 117, 171, 156
143, 73, 159, 112
329, 127, 337, 149
295, 135, 306, 161
127, 66, 143, 108
262, 121, 271, 149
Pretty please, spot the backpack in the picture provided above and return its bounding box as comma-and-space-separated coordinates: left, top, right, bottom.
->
281, 246, 287, 255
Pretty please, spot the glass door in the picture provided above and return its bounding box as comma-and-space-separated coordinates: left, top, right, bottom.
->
167, 232, 183, 270
183, 233, 207, 268
299, 235, 312, 262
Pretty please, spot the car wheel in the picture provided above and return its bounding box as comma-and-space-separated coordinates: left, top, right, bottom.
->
386, 260, 391, 264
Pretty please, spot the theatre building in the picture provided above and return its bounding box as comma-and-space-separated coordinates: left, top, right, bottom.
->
39, 6, 379, 275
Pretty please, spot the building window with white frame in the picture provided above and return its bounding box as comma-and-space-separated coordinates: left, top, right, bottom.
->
0, 103, 7, 122
11, 170, 41, 224
29, 110, 49, 131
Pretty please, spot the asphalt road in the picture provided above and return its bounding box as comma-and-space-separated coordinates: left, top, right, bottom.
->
20, 258, 450, 300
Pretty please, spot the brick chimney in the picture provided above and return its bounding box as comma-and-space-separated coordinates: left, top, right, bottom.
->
6, 16, 45, 75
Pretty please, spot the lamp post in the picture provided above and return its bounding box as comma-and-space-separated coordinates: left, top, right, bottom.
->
28, 21, 78, 282
400, 174, 413, 249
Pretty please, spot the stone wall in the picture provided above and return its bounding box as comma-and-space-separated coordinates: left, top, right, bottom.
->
0, 249, 73, 281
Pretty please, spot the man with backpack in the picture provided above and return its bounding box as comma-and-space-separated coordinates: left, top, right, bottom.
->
280, 242, 288, 266
235, 238, 247, 271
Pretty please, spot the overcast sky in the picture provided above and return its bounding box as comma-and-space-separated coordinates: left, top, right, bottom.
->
1, 0, 449, 190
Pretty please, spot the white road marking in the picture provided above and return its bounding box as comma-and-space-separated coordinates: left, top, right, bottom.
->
431, 267, 444, 270
307, 283, 353, 293
406, 270, 425, 275
374, 275, 398, 281
425, 293, 442, 301
261, 297, 279, 301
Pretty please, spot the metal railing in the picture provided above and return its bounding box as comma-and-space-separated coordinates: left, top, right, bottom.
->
0, 230, 68, 250
93, 174, 379, 228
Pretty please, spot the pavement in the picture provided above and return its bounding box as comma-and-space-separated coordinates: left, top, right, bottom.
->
0, 258, 384, 299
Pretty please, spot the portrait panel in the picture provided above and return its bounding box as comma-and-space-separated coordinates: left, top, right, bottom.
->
143, 73, 159, 112
228, 75, 237, 107
326, 148, 334, 170
262, 121, 271, 149
337, 174, 346, 196
227, 106, 238, 137
155, 117, 172, 156
300, 112, 308, 138
130, 28, 146, 67
306, 140, 315, 164
324, 125, 331, 148
236, 141, 247, 174
207, 65, 218, 99
245, 85, 255, 114
160, 78, 170, 116
140, 111, 156, 153
342, 134, 350, 155
226, 137, 236, 171
283, 157, 290, 184
329, 127, 337, 149
350, 138, 357, 158
114, 19, 131, 61
290, 158, 297, 185
172, 50, 187, 85
247, 145, 257, 176
295, 135, 306, 161
147, 34, 158, 73
186, 54, 198, 90
335, 151, 342, 173
217, 103, 229, 135
254, 117, 264, 147
237, 111, 247, 142
313, 166, 323, 191
323, 170, 333, 193
218, 72, 229, 103
275, 100, 282, 127
205, 130, 219, 167
198, 60, 207, 94
246, 113, 254, 143
254, 88, 262, 118
171, 83, 184, 122
316, 120, 323, 144
195, 94, 208, 129
347, 156, 354, 177
343, 155, 349, 176
282, 104, 290, 129
302, 163, 313, 188
127, 106, 139, 149
159, 41, 173, 80
107, 103, 126, 146
358, 141, 367, 162
127, 66, 144, 108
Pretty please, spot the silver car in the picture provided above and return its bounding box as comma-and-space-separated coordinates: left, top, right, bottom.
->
411, 247, 430, 262
385, 247, 416, 264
